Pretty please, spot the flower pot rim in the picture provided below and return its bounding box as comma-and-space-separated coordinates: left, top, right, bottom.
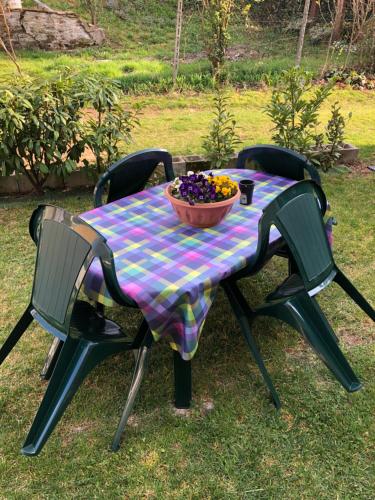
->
165, 184, 240, 209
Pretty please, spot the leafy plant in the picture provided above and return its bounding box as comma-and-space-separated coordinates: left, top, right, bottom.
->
265, 68, 335, 156
266, 68, 353, 171
311, 102, 351, 171
201, 0, 235, 79
0, 75, 84, 194
0, 73, 141, 193
323, 68, 375, 90
202, 90, 241, 169
81, 77, 140, 175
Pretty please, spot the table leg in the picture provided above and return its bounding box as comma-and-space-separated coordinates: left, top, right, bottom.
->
173, 350, 192, 409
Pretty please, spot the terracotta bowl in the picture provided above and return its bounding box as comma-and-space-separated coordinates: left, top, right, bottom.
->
165, 185, 240, 228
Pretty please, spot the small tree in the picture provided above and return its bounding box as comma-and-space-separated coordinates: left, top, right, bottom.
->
296, 0, 311, 67
0, 0, 22, 75
201, 0, 235, 79
312, 101, 349, 171
173, 0, 184, 86
202, 89, 241, 168
266, 69, 332, 157
80, 0, 102, 26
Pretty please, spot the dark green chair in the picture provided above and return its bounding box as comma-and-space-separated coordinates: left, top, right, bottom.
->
0, 205, 153, 455
40, 148, 175, 379
236, 145, 323, 275
222, 180, 374, 407
236, 144, 321, 184
93, 148, 175, 208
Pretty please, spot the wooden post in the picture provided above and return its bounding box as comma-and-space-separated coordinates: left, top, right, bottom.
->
296, 0, 311, 67
173, 0, 183, 87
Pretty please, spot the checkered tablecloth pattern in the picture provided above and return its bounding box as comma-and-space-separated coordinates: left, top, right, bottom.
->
81, 169, 295, 360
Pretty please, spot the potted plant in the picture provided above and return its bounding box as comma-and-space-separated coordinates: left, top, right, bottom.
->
165, 171, 240, 228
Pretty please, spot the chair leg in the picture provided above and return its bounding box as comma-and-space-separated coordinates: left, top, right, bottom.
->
334, 269, 375, 321
255, 292, 362, 393
0, 304, 33, 366
40, 338, 64, 380
22, 336, 121, 456
173, 350, 192, 409
222, 281, 281, 409
111, 342, 151, 452
96, 302, 105, 316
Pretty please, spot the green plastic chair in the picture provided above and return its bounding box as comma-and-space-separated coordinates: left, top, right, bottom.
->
236, 144, 321, 183
0, 205, 154, 455
40, 149, 175, 379
236, 145, 327, 275
93, 148, 175, 208
222, 180, 374, 407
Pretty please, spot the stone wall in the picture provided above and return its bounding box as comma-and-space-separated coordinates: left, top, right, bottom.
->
0, 8, 105, 50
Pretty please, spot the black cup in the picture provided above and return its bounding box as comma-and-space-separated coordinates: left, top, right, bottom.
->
239, 180, 255, 205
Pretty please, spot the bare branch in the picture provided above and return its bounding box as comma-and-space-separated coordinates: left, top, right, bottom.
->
0, 0, 22, 75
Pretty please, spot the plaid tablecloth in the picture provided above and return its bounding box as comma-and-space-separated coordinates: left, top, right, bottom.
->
81, 169, 295, 360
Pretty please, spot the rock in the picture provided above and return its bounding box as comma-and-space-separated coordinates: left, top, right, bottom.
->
0, 8, 105, 50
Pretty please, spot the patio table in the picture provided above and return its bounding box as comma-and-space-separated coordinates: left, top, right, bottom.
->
81, 168, 295, 358
81, 169, 296, 404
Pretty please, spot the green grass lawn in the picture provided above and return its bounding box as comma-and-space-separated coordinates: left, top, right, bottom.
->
0, 168, 374, 497
125, 88, 375, 162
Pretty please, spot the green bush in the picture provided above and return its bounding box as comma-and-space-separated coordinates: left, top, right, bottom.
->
311, 101, 350, 172
265, 67, 352, 170
202, 89, 241, 168
80, 77, 140, 174
0, 74, 140, 192
0, 75, 84, 194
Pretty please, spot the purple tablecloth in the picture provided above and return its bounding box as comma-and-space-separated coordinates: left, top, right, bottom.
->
81, 169, 295, 359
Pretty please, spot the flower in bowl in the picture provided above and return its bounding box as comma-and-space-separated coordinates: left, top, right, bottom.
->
170, 171, 238, 205
166, 172, 240, 228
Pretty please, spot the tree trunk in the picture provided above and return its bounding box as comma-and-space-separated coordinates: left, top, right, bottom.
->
173, 0, 183, 87
296, 0, 311, 67
308, 0, 319, 20
332, 0, 346, 41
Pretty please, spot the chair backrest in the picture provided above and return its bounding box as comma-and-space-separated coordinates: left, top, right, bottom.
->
254, 181, 334, 291
30, 205, 131, 336
93, 148, 175, 207
236, 145, 321, 184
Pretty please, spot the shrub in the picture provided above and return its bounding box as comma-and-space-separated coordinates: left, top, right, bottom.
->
265, 68, 335, 155
311, 101, 350, 172
80, 77, 140, 175
202, 89, 241, 168
265, 68, 352, 170
0, 75, 84, 194
0, 74, 140, 192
